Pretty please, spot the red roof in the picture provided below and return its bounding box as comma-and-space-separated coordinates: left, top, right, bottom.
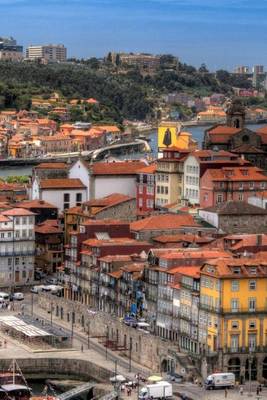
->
35, 223, 62, 234
130, 213, 199, 231
39, 178, 86, 189
2, 208, 35, 216
16, 200, 57, 209
91, 161, 147, 175
83, 193, 133, 208
206, 166, 267, 182
35, 163, 68, 170
207, 125, 241, 135
137, 163, 157, 174
170, 266, 201, 279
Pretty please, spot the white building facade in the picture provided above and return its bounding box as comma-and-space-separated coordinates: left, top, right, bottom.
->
0, 208, 35, 287
183, 155, 200, 205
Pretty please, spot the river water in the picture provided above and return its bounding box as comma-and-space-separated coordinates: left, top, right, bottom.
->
0, 123, 265, 178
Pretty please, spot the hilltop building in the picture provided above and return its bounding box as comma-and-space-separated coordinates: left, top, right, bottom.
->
26, 44, 67, 63
0, 36, 23, 61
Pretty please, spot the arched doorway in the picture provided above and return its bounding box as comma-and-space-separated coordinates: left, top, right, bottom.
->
245, 357, 257, 381
263, 357, 267, 379
161, 359, 168, 373
228, 357, 241, 380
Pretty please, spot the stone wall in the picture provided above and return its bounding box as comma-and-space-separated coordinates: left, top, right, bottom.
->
95, 199, 137, 222
38, 294, 177, 373
219, 214, 267, 234
0, 358, 112, 382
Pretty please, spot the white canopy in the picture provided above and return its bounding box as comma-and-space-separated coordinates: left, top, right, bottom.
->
0, 316, 51, 337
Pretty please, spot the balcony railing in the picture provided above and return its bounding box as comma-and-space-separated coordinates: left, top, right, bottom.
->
224, 346, 267, 354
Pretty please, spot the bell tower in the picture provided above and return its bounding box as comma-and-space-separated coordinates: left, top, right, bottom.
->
225, 98, 246, 129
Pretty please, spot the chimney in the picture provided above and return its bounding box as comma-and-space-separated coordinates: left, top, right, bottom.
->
257, 234, 262, 247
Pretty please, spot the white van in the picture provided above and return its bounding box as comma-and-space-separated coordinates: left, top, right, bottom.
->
205, 373, 235, 390
31, 285, 45, 294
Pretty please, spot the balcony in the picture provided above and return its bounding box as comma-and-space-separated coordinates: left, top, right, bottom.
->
222, 307, 267, 315
200, 303, 220, 313
224, 346, 267, 354
0, 251, 35, 257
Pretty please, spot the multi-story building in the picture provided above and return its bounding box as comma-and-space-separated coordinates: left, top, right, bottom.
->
155, 147, 189, 207
0, 208, 35, 287
0, 36, 23, 61
200, 166, 267, 208
136, 164, 156, 214
252, 65, 264, 74
26, 44, 67, 62
183, 150, 242, 205
199, 256, 267, 381
234, 66, 250, 74
35, 220, 64, 274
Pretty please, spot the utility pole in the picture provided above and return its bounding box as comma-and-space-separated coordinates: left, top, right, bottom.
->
31, 291, 33, 316
129, 339, 132, 372
248, 350, 252, 397
137, 373, 140, 400
50, 302, 53, 326
87, 320, 90, 349
105, 326, 108, 360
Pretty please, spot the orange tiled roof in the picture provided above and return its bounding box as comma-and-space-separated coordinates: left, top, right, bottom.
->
35, 223, 62, 234
15, 200, 57, 209
137, 163, 157, 174
35, 163, 68, 170
39, 178, 86, 190
130, 213, 199, 231
2, 208, 35, 216
92, 161, 147, 175
83, 193, 133, 209
170, 266, 201, 279
159, 249, 230, 260
207, 125, 241, 135
206, 166, 267, 181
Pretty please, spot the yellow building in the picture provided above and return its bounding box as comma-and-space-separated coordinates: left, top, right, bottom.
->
158, 121, 197, 152
155, 147, 189, 207
199, 256, 267, 381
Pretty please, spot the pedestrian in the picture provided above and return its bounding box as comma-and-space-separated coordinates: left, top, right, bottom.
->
256, 386, 260, 396
224, 388, 227, 398
239, 386, 243, 396
81, 344, 83, 352
259, 384, 262, 393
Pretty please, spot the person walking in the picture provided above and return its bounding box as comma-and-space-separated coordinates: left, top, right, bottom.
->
224, 388, 228, 398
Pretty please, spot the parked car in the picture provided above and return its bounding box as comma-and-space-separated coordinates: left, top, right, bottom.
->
46, 277, 58, 285
166, 372, 183, 383
11, 292, 24, 301
0, 292, 10, 302
30, 285, 45, 294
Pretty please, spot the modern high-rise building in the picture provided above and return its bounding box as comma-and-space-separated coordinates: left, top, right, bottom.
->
26, 44, 67, 63
234, 65, 250, 74
0, 36, 23, 61
252, 65, 264, 74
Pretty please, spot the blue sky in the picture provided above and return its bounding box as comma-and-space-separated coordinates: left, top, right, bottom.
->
1, 0, 267, 70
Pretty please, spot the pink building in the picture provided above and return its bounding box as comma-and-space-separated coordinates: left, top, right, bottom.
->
136, 164, 156, 214
200, 166, 267, 208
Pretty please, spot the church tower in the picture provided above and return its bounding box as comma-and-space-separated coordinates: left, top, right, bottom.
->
225, 98, 246, 129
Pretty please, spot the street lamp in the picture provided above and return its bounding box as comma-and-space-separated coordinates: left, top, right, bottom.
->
87, 320, 90, 349
248, 350, 253, 397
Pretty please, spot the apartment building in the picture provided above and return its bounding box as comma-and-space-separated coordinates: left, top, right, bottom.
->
136, 164, 156, 214
155, 147, 189, 207
0, 208, 35, 287
26, 44, 67, 62
199, 256, 267, 381
0, 36, 23, 61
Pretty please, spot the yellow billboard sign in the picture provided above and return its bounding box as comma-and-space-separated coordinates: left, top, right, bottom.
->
158, 122, 196, 151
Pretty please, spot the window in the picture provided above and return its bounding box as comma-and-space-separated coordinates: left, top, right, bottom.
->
22, 217, 26, 225
261, 182, 266, 189
230, 335, 239, 351
219, 182, 224, 189
239, 182, 243, 190
248, 334, 256, 351
249, 267, 257, 274
157, 186, 160, 194
7, 258, 12, 266
249, 320, 256, 329
165, 187, 168, 195
231, 321, 239, 329
249, 182, 254, 190
15, 257, 19, 266
231, 299, 239, 312
238, 193, 244, 201
29, 216, 34, 224
249, 280, 256, 290
15, 218, 20, 225
0, 233, 4, 239
231, 280, 239, 292
15, 231, 20, 238
248, 298, 256, 312
139, 185, 143, 194
8, 232, 11, 238
64, 193, 70, 202
217, 194, 223, 204
22, 230, 27, 238
76, 193, 82, 203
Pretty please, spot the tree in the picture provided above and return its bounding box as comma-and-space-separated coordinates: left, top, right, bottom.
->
199, 63, 209, 73
115, 54, 120, 66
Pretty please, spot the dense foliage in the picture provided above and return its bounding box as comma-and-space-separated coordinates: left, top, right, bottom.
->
0, 60, 255, 122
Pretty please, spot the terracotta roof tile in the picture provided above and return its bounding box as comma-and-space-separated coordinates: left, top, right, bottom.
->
207, 125, 241, 135
35, 163, 68, 170
206, 166, 267, 181
130, 213, 199, 231
202, 201, 267, 215
91, 161, 147, 175
39, 178, 86, 189
16, 200, 57, 209
2, 208, 35, 216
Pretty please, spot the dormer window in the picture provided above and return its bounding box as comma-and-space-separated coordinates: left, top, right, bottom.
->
249, 267, 257, 274
232, 267, 241, 274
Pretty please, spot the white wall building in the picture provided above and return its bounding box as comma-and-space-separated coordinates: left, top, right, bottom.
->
68, 159, 147, 201
248, 194, 267, 209
26, 44, 67, 62
31, 178, 87, 213
183, 155, 200, 205
0, 208, 35, 287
